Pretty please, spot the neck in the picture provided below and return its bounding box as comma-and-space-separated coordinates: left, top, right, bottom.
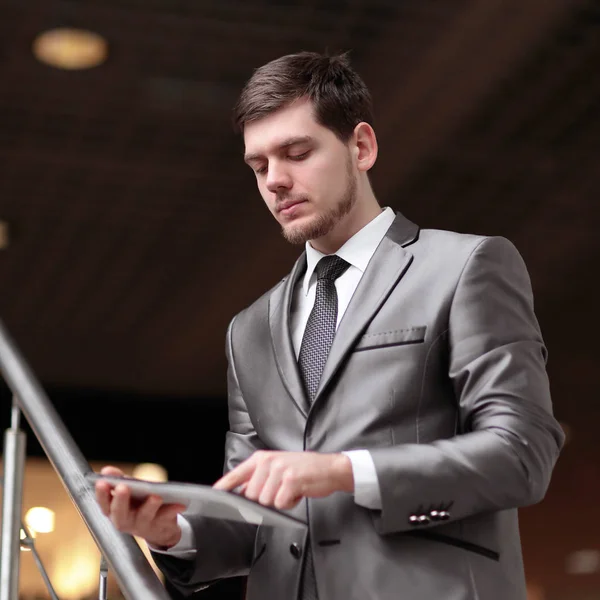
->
310, 189, 382, 254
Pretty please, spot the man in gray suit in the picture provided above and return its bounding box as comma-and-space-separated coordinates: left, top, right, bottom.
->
96, 52, 564, 599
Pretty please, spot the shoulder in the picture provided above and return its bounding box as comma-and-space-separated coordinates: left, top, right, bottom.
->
416, 229, 523, 265
417, 228, 484, 253
408, 230, 529, 294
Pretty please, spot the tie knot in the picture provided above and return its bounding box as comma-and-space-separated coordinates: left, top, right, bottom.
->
315, 255, 350, 282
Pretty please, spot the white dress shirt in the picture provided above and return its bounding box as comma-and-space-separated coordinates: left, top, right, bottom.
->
154, 207, 396, 557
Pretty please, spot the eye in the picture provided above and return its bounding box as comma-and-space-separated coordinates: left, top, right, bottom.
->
255, 165, 267, 175
289, 151, 309, 161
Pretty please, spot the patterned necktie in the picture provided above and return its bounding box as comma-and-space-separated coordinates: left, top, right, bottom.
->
297, 255, 349, 600
299, 255, 350, 402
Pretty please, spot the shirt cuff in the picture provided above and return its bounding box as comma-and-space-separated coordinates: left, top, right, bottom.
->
148, 514, 196, 558
342, 450, 382, 510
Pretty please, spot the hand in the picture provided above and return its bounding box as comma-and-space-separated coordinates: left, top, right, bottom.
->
213, 451, 354, 510
94, 466, 186, 549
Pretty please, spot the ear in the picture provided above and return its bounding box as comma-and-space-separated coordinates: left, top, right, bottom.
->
353, 122, 378, 172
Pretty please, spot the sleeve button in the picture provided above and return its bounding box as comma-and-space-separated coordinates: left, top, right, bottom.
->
290, 543, 302, 559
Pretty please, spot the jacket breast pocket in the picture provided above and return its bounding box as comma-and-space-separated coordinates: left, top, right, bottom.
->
354, 326, 427, 352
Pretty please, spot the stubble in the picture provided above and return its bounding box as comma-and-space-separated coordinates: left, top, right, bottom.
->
281, 154, 357, 246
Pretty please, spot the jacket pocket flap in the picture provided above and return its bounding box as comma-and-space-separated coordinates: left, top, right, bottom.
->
355, 326, 427, 352
407, 530, 499, 561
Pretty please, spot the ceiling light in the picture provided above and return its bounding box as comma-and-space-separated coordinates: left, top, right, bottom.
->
25, 506, 55, 534
33, 28, 108, 70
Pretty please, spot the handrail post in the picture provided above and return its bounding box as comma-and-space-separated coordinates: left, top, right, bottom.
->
0, 317, 171, 600
0, 398, 27, 600
19, 521, 60, 600
99, 555, 108, 600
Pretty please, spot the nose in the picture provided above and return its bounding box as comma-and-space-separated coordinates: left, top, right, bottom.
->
265, 160, 292, 194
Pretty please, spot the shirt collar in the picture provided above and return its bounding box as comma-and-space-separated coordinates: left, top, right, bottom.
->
302, 206, 396, 296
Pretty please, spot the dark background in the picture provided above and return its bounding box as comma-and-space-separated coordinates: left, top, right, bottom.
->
1, 0, 599, 598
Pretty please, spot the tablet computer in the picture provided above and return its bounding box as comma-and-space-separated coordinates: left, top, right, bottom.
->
88, 472, 307, 530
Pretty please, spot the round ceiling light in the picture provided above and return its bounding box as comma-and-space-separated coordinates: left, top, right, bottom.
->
33, 28, 108, 70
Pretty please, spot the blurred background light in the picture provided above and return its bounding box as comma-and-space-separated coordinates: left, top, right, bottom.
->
52, 548, 99, 599
25, 506, 55, 533
32, 28, 108, 70
566, 550, 600, 575
526, 582, 546, 600
132, 462, 168, 482
0, 221, 8, 250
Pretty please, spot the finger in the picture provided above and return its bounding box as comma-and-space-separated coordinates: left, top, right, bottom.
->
95, 466, 126, 515
95, 480, 113, 516
133, 495, 163, 531
274, 478, 303, 510
110, 484, 135, 531
274, 490, 302, 510
213, 459, 257, 491
257, 466, 285, 506
244, 459, 274, 502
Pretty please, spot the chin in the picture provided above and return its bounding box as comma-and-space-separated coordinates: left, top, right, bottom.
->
281, 223, 311, 245
281, 214, 332, 245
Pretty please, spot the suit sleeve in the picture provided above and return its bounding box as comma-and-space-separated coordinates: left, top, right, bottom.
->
152, 316, 266, 595
369, 236, 565, 535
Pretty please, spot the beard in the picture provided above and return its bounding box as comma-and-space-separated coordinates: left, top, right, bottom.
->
280, 155, 357, 246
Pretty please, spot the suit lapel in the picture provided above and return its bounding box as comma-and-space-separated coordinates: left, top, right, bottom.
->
269, 253, 310, 417
313, 213, 419, 404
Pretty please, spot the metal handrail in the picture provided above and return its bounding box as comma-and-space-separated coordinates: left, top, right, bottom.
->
0, 318, 171, 600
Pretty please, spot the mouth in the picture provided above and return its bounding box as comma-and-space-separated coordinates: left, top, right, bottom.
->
277, 199, 308, 216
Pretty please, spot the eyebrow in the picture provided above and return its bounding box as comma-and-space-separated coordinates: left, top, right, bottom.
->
244, 136, 314, 164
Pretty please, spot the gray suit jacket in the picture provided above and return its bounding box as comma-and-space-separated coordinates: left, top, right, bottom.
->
154, 213, 564, 600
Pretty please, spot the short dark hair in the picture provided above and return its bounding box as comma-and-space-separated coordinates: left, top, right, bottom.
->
232, 51, 374, 142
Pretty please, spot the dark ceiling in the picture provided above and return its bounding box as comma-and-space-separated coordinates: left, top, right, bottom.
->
0, 0, 598, 439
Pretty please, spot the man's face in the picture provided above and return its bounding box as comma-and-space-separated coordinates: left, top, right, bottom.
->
243, 98, 357, 245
